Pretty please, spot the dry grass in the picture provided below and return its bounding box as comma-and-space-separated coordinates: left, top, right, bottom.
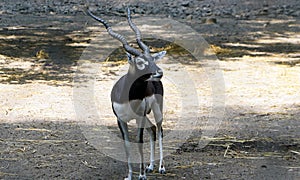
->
210, 45, 248, 58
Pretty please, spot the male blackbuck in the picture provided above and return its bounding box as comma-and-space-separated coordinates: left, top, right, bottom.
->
87, 8, 166, 180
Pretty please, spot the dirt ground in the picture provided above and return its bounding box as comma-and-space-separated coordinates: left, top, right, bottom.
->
0, 0, 300, 179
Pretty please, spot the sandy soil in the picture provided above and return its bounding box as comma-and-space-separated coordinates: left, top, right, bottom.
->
0, 0, 300, 179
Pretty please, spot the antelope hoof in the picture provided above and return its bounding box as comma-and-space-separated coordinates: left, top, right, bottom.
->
146, 164, 154, 173
124, 173, 132, 180
159, 166, 166, 174
138, 174, 147, 180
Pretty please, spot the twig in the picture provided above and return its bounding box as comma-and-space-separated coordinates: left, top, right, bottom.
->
283, 166, 300, 169
233, 156, 265, 160
0, 158, 18, 161
173, 161, 202, 169
290, 150, 300, 155
16, 139, 80, 144
15, 128, 52, 132
224, 144, 230, 157
0, 172, 17, 176
81, 160, 98, 169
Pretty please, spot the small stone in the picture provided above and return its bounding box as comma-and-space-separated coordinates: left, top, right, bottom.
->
214, 10, 221, 16
292, 10, 300, 17
285, 9, 294, 16
151, 8, 160, 14
205, 17, 217, 24
181, 1, 190, 7
259, 7, 269, 15
203, 7, 211, 13
186, 14, 193, 20
268, 13, 277, 18
276, 8, 284, 14
261, 165, 267, 168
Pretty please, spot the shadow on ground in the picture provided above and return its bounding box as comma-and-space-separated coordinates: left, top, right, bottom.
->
0, 106, 299, 179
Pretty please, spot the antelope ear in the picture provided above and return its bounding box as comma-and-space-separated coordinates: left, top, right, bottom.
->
126, 52, 134, 64
152, 51, 166, 61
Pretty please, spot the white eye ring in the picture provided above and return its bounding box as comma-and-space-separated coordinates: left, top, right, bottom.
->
135, 58, 149, 70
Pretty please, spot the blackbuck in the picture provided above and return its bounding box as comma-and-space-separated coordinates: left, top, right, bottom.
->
87, 8, 166, 180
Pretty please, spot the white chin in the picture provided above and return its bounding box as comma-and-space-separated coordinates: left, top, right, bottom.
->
146, 77, 161, 81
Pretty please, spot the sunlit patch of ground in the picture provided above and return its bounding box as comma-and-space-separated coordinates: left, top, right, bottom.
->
0, 9, 299, 179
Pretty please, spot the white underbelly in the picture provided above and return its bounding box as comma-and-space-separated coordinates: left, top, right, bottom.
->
112, 95, 156, 122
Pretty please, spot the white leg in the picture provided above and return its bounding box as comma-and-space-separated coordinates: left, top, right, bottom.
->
125, 139, 133, 180
118, 120, 133, 180
137, 127, 146, 180
152, 97, 166, 174
157, 122, 165, 174
146, 125, 156, 173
